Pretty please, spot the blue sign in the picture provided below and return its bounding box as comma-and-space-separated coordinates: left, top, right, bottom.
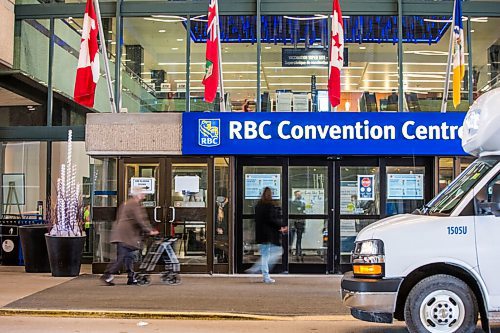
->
182, 112, 467, 156
198, 119, 220, 147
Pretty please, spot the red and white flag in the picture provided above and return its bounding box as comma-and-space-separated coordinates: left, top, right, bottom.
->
202, 0, 220, 103
74, 0, 100, 108
328, 0, 344, 108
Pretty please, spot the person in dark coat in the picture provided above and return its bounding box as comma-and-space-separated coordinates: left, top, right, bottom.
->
100, 187, 158, 286
248, 187, 287, 283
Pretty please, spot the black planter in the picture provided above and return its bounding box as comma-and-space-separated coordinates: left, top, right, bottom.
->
19, 225, 51, 273
45, 234, 86, 277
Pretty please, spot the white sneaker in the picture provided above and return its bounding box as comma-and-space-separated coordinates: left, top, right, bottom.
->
263, 278, 275, 284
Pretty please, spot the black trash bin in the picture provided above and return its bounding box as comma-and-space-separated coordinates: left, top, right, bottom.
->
19, 224, 51, 273
0, 222, 20, 266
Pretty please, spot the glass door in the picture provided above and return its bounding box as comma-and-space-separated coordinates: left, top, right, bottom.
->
168, 159, 212, 272
336, 159, 381, 273
238, 162, 284, 273
121, 158, 163, 233
287, 164, 331, 273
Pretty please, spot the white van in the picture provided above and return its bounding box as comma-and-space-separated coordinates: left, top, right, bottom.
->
341, 88, 500, 333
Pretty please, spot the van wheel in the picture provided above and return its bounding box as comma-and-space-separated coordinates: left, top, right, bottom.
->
404, 274, 478, 333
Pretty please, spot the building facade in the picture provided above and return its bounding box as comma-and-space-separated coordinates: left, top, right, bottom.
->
1, 0, 499, 274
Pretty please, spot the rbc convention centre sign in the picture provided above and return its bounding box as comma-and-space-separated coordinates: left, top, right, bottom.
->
182, 112, 467, 156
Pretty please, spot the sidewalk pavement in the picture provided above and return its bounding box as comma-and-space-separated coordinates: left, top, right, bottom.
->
0, 266, 351, 320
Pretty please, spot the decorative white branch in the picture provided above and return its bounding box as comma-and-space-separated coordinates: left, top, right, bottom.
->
50, 129, 83, 237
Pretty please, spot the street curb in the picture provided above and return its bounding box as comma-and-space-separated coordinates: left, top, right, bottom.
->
0, 309, 354, 321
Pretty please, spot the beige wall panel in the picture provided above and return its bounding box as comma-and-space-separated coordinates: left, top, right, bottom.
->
86, 113, 183, 155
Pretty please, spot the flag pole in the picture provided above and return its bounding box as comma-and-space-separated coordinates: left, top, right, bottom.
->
440, 0, 457, 113
93, 0, 118, 113
215, 0, 225, 112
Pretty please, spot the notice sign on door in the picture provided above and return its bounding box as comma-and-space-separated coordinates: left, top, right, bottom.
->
357, 175, 375, 201
245, 174, 281, 199
131, 177, 155, 194
387, 174, 424, 200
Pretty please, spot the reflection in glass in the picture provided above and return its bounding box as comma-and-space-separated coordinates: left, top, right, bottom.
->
340, 219, 377, 264
242, 166, 282, 215
340, 167, 380, 215
386, 166, 425, 215
171, 164, 208, 265
215, 158, 230, 264
438, 158, 454, 192
288, 166, 328, 215
289, 219, 327, 264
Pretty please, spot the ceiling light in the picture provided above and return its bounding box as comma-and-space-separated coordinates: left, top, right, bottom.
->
404, 50, 448, 56
191, 15, 208, 22
471, 30, 475, 33
144, 15, 187, 23
177, 38, 184, 42
359, 46, 366, 50
172, 47, 179, 50
158, 29, 166, 33
265, 46, 272, 50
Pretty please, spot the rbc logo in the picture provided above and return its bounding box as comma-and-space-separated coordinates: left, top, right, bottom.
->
198, 119, 220, 147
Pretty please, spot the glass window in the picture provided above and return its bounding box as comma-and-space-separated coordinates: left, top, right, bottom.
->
288, 166, 328, 215
427, 158, 497, 216
340, 166, 380, 215
474, 172, 500, 216
171, 163, 209, 266
242, 166, 282, 215
1, 142, 47, 215
340, 219, 377, 264
53, 18, 116, 116
215, 157, 230, 264
260, 15, 398, 112
92, 158, 118, 208
124, 163, 160, 207
289, 219, 327, 264
190, 15, 258, 111
402, 16, 469, 111
439, 158, 454, 192
386, 166, 425, 215
471, 17, 499, 100
122, 17, 187, 113
15, 19, 50, 84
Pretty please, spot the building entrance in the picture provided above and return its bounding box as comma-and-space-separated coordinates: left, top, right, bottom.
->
236, 157, 433, 274
119, 157, 214, 273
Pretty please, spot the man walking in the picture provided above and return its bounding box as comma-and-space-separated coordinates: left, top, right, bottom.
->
100, 187, 158, 286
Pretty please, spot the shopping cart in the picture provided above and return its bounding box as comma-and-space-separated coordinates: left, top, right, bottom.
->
134, 237, 181, 286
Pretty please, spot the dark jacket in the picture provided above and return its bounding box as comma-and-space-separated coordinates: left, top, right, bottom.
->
111, 199, 152, 249
255, 202, 282, 245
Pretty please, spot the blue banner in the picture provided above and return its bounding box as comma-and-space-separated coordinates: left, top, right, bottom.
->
182, 112, 467, 156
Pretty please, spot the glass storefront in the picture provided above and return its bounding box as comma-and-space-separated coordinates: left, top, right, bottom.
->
12, 7, 500, 115
237, 157, 436, 273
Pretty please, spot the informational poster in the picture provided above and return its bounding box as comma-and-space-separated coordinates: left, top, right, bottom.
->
357, 175, 375, 201
340, 181, 359, 214
245, 174, 281, 199
291, 188, 325, 214
174, 175, 200, 193
131, 177, 155, 194
276, 93, 293, 112
387, 174, 424, 200
293, 94, 309, 112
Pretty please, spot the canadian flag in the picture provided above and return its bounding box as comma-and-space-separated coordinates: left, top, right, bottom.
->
202, 0, 220, 103
328, 0, 344, 108
74, 0, 100, 108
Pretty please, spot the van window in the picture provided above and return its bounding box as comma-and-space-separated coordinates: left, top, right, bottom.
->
474, 173, 500, 216
424, 158, 498, 216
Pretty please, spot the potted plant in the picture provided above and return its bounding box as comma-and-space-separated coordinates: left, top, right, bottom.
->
45, 130, 86, 277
